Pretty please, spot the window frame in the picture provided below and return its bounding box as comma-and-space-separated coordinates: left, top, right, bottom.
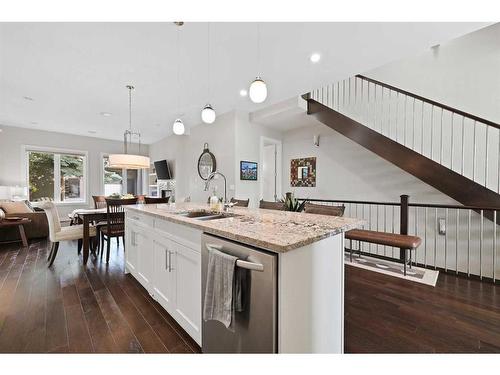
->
22, 145, 89, 205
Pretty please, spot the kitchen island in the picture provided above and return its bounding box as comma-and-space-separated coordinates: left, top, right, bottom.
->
124, 203, 363, 353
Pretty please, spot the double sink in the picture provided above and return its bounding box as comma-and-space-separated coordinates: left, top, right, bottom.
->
175, 210, 240, 221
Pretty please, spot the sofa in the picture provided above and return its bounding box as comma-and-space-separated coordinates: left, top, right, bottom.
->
0, 201, 49, 242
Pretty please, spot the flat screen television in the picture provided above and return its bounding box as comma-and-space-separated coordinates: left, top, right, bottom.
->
154, 160, 172, 180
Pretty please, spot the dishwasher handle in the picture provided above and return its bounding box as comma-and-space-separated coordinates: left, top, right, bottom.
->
205, 243, 264, 272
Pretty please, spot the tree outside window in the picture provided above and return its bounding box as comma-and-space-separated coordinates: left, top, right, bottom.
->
28, 150, 86, 202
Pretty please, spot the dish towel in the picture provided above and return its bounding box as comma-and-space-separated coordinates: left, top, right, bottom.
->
203, 247, 238, 328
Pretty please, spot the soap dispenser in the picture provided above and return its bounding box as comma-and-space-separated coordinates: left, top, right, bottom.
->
209, 189, 219, 211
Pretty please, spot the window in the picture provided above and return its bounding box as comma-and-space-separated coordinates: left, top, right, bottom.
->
103, 156, 124, 196
27, 149, 86, 203
102, 155, 144, 196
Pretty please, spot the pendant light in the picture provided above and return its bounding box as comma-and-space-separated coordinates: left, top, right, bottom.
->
249, 23, 267, 104
173, 118, 185, 135
201, 23, 216, 124
109, 85, 150, 169
173, 22, 185, 135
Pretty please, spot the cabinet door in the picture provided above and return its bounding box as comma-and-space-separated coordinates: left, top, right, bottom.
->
172, 241, 201, 344
136, 228, 154, 291
152, 236, 176, 312
125, 223, 138, 275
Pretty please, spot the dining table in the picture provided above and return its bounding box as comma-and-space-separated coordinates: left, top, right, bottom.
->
74, 208, 107, 265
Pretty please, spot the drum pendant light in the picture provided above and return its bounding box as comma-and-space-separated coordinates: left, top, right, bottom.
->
109, 85, 150, 169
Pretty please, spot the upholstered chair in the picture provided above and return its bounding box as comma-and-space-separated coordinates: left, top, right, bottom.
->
42, 202, 97, 267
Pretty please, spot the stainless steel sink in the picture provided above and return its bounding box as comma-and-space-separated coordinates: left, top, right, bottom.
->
175, 210, 240, 221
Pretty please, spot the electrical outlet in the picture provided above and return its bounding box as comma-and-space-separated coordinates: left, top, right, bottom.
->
438, 218, 446, 235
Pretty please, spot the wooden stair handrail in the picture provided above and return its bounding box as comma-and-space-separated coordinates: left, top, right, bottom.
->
356, 74, 500, 130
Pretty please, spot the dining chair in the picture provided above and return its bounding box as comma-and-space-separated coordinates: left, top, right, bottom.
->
101, 197, 138, 263
144, 196, 170, 204
230, 197, 250, 207
42, 202, 97, 267
304, 203, 345, 217
259, 199, 285, 211
92, 195, 107, 209
91, 195, 108, 253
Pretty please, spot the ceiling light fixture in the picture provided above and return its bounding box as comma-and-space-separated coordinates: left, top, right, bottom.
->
239, 89, 248, 97
172, 118, 185, 135
109, 85, 150, 169
201, 104, 216, 124
249, 23, 267, 104
201, 23, 216, 124
310, 53, 321, 63
173, 22, 185, 135
100, 112, 112, 117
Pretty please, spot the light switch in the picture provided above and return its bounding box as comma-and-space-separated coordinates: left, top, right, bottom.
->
438, 218, 446, 235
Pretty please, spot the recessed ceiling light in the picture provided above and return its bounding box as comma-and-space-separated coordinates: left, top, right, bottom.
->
310, 53, 321, 63
23, 96, 34, 101
100, 112, 112, 117
88, 130, 97, 134
239, 89, 248, 97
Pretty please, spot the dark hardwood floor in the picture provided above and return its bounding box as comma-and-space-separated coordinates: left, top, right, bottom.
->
0, 239, 499, 353
345, 265, 500, 353
0, 239, 200, 353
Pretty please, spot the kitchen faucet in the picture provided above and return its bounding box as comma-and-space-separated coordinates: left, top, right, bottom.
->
204, 171, 228, 210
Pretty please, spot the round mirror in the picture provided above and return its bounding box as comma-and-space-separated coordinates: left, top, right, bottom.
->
197, 143, 217, 180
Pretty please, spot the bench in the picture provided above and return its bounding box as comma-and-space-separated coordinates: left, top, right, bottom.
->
345, 229, 422, 276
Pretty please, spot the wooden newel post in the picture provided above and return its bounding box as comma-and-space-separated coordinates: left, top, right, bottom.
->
399, 194, 409, 261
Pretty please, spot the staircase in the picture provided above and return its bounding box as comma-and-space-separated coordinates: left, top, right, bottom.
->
305, 75, 500, 210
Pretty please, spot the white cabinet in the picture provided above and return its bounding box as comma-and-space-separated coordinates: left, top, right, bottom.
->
136, 227, 154, 292
153, 235, 176, 312
171, 241, 202, 342
125, 215, 202, 345
125, 222, 139, 276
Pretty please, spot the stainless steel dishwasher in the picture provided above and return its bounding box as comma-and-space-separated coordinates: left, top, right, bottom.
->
201, 233, 278, 353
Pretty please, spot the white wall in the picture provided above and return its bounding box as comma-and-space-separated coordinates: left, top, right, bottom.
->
149, 111, 236, 204
281, 120, 458, 205
234, 112, 283, 207
365, 22, 500, 124
0, 124, 148, 216
149, 111, 283, 208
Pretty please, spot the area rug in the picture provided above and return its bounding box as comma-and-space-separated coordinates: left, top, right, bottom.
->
345, 253, 439, 287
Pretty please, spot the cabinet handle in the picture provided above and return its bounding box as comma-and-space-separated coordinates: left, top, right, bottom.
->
165, 248, 169, 270
168, 251, 173, 272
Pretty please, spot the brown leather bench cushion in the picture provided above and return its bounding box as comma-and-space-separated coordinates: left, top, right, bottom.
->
304, 202, 345, 217
345, 229, 422, 249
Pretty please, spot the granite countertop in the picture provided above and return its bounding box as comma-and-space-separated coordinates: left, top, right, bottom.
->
125, 202, 364, 253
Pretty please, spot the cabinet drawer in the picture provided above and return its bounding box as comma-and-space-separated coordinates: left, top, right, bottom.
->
126, 211, 154, 227
154, 219, 201, 252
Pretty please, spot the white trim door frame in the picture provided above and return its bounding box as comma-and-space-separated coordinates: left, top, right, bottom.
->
259, 136, 282, 202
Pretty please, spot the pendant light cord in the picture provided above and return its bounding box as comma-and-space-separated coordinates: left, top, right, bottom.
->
177, 24, 180, 115
257, 22, 261, 74
207, 22, 211, 102
129, 86, 132, 131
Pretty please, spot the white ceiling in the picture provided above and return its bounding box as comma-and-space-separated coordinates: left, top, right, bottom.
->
0, 22, 489, 144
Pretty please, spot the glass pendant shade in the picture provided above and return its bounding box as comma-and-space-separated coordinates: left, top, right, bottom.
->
201, 104, 216, 124
173, 118, 185, 135
108, 154, 150, 169
249, 77, 267, 103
